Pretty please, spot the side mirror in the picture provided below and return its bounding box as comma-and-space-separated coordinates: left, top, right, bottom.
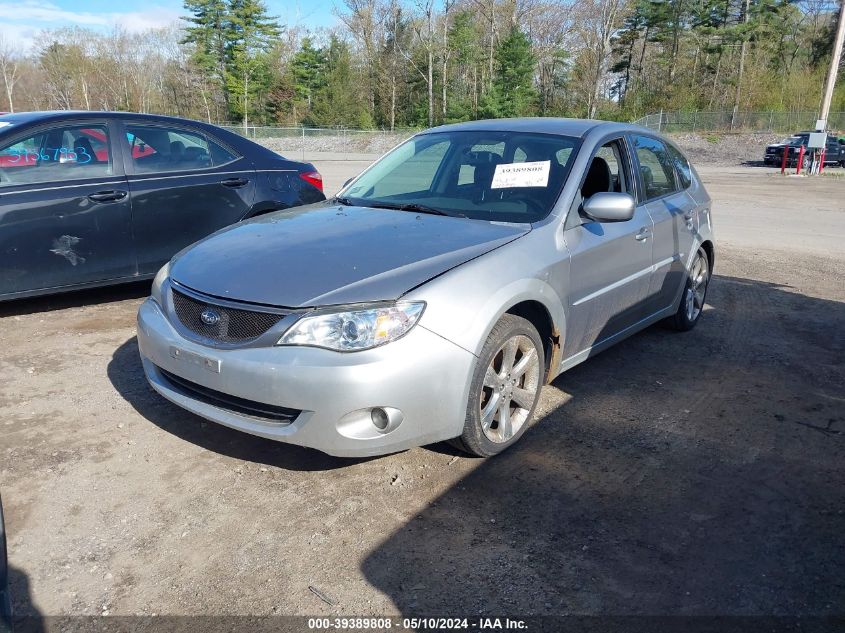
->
342, 177, 354, 189
583, 192, 636, 222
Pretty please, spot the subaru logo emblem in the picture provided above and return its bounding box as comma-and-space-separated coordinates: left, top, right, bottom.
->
200, 307, 221, 326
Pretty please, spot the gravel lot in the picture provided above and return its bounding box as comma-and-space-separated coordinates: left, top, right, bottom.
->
0, 160, 843, 624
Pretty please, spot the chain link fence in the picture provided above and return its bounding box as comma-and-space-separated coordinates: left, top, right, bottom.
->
633, 111, 845, 134
217, 125, 421, 161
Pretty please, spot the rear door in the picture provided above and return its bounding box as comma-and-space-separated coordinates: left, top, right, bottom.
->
0, 119, 133, 296
630, 134, 696, 314
119, 121, 256, 276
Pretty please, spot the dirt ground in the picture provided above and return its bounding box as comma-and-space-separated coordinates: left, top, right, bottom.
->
0, 161, 843, 625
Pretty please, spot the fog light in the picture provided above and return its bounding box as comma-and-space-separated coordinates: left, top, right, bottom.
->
371, 407, 389, 430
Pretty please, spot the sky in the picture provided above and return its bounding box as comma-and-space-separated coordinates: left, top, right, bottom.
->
0, 0, 340, 51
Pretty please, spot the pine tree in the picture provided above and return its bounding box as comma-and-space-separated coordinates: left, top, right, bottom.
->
290, 38, 328, 110
225, 0, 281, 128
182, 0, 232, 111
480, 27, 536, 118
308, 37, 373, 127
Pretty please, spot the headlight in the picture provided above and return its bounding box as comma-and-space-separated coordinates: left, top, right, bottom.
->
151, 262, 171, 306
277, 302, 425, 351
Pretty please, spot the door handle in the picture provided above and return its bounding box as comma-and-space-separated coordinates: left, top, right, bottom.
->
635, 227, 651, 241
88, 190, 128, 203
220, 177, 249, 188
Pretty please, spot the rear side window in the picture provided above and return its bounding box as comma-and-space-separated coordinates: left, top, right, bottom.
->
0, 124, 113, 187
667, 144, 692, 189
633, 135, 678, 201
125, 125, 238, 174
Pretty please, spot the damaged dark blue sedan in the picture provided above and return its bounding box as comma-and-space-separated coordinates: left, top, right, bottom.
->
0, 111, 325, 301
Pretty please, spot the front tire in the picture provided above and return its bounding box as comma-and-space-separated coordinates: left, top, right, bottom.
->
453, 314, 544, 457
666, 246, 711, 331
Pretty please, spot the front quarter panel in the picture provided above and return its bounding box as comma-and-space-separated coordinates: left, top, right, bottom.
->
407, 225, 568, 362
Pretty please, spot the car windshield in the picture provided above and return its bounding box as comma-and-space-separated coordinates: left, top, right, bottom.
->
339, 130, 579, 223
783, 136, 807, 146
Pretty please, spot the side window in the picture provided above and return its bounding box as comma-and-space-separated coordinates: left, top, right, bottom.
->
581, 138, 630, 200
0, 124, 112, 187
633, 135, 677, 201
666, 144, 692, 189
125, 125, 237, 173
595, 145, 625, 192
209, 138, 238, 165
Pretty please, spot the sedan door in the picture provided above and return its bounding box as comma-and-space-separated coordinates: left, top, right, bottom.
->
119, 122, 256, 276
0, 119, 134, 297
563, 137, 654, 357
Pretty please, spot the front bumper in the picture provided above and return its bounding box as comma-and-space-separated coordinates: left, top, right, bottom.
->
137, 298, 476, 457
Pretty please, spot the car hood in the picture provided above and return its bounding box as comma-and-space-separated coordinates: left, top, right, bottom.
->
170, 201, 530, 308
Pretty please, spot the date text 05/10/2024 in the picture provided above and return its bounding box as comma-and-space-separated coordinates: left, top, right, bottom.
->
307, 617, 528, 630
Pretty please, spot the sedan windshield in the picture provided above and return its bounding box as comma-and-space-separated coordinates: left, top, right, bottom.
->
339, 131, 579, 223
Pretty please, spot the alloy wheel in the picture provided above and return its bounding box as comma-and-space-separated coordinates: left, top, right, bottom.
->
684, 251, 709, 322
479, 334, 541, 443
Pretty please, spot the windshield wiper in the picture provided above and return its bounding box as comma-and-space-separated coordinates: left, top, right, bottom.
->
367, 201, 465, 218
334, 196, 355, 206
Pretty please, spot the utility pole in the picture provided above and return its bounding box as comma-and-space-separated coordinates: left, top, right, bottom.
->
819, 0, 845, 128
730, 0, 751, 132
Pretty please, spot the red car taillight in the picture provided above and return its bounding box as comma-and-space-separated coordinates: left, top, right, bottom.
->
299, 170, 323, 192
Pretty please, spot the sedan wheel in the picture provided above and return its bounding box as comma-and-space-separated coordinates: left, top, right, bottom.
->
454, 314, 544, 456
667, 246, 711, 331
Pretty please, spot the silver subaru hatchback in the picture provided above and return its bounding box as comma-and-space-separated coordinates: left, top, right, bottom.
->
137, 119, 714, 458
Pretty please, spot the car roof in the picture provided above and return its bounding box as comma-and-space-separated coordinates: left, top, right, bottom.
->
0, 110, 230, 128
0, 110, 307, 166
422, 117, 640, 139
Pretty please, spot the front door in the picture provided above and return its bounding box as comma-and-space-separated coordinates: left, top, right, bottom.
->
563, 137, 654, 357
0, 120, 133, 296
119, 122, 256, 276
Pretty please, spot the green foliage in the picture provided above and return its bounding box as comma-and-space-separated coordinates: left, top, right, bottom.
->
609, 0, 841, 119
480, 27, 537, 119
289, 38, 327, 104
183, 0, 280, 123
307, 37, 372, 127
17, 0, 841, 127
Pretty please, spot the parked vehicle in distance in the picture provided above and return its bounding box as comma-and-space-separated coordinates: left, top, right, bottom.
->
138, 118, 714, 458
0, 495, 10, 633
763, 132, 845, 167
0, 111, 325, 301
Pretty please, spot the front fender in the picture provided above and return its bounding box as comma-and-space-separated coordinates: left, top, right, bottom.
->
408, 249, 567, 360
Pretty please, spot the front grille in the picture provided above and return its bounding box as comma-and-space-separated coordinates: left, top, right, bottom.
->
158, 367, 300, 423
171, 287, 284, 343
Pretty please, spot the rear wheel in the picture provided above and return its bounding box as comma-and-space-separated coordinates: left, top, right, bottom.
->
666, 246, 710, 331
453, 314, 544, 457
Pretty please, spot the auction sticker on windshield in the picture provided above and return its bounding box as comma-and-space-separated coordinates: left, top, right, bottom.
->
491, 160, 550, 188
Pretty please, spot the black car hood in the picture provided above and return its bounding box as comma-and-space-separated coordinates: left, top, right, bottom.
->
170, 201, 530, 308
